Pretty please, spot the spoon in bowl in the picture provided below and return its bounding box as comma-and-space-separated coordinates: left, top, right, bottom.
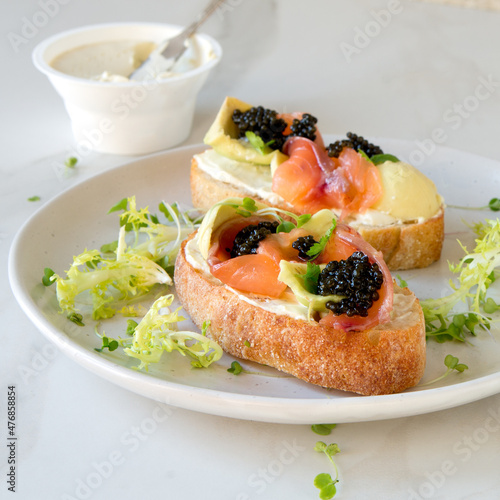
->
129, 0, 225, 81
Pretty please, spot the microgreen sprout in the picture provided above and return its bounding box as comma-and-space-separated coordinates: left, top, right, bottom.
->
226, 197, 259, 217
225, 360, 291, 379
358, 150, 399, 165
108, 198, 129, 214
28, 195, 40, 202
306, 219, 336, 259
425, 312, 489, 343
245, 131, 275, 154
65, 156, 78, 168
420, 354, 469, 387
396, 274, 408, 288
100, 241, 118, 255
276, 218, 296, 233
95, 336, 119, 353
68, 312, 84, 326
42, 267, 56, 287
227, 361, 243, 375
447, 197, 500, 212
314, 441, 341, 499
299, 262, 321, 294
311, 424, 337, 436
126, 319, 138, 336
369, 153, 400, 165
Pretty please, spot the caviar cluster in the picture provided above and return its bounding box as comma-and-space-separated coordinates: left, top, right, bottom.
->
229, 221, 279, 258
290, 113, 317, 142
327, 132, 383, 158
232, 107, 288, 151
317, 252, 383, 317
232, 107, 319, 152
292, 235, 318, 260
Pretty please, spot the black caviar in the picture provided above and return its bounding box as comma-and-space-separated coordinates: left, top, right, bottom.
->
317, 251, 383, 317
232, 107, 287, 151
232, 106, 319, 152
327, 132, 383, 158
290, 113, 318, 142
292, 235, 318, 260
229, 221, 279, 258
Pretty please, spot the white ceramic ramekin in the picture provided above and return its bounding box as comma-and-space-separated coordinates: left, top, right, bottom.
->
33, 23, 222, 155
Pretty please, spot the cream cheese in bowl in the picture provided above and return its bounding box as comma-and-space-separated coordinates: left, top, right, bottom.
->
33, 23, 222, 155
50, 37, 208, 82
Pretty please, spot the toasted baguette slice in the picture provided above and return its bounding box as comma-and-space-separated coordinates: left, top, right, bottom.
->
190, 157, 444, 271
174, 235, 426, 396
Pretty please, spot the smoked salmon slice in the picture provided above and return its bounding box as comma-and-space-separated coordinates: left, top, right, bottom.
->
272, 137, 383, 218
211, 254, 287, 297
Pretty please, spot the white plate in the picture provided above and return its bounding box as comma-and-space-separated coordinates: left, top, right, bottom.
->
9, 140, 500, 424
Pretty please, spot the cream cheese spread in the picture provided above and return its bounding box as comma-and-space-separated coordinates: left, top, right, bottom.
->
193, 150, 285, 207
51, 38, 205, 81
194, 150, 443, 227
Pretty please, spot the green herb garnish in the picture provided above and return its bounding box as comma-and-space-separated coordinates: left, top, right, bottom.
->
299, 262, 321, 294
225, 197, 260, 217
306, 219, 337, 259
100, 241, 118, 254
95, 336, 119, 352
314, 441, 341, 499
42, 267, 56, 286
65, 157, 78, 168
68, 312, 84, 326
396, 274, 408, 288
126, 319, 138, 336
28, 195, 40, 202
369, 153, 400, 165
108, 197, 129, 214
312, 424, 337, 436
448, 197, 500, 212
227, 361, 243, 375
276, 219, 296, 233
245, 131, 274, 154
420, 354, 469, 386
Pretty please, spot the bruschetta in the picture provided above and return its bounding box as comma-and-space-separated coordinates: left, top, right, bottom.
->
174, 198, 426, 395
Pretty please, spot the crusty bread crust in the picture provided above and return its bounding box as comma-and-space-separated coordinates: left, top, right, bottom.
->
190, 158, 444, 271
174, 235, 426, 396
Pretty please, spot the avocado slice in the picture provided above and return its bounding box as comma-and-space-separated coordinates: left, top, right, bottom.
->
197, 197, 269, 259
204, 96, 288, 166
278, 261, 343, 315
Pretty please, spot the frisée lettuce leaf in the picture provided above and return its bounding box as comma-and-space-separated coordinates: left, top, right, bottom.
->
421, 218, 500, 341
95, 295, 222, 370
48, 197, 199, 322
55, 250, 171, 321
122, 295, 222, 370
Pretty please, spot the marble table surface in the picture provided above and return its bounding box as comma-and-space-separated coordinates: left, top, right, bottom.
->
2, 1, 500, 499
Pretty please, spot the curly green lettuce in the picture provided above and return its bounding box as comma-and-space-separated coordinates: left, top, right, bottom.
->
49, 197, 198, 321
421, 218, 500, 341
120, 295, 222, 370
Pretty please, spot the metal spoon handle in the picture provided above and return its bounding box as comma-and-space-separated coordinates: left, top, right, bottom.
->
181, 0, 225, 39
159, 0, 225, 58
129, 0, 225, 80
